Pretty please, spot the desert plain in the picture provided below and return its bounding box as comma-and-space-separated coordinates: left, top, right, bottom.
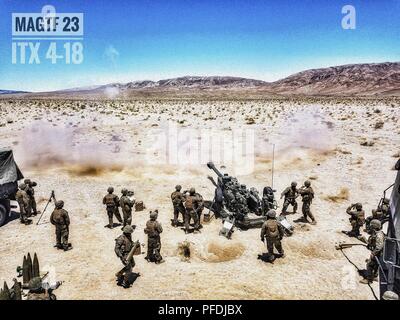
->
0, 96, 399, 299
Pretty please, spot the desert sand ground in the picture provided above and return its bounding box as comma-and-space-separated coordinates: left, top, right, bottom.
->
0, 97, 399, 300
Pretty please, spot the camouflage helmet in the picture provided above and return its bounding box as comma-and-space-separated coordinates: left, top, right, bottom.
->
371, 209, 377, 216
175, 185, 182, 191
382, 290, 399, 300
189, 187, 195, 195
122, 225, 134, 234
55, 200, 64, 209
355, 203, 363, 210
383, 198, 390, 205
267, 209, 277, 218
107, 186, 114, 193
370, 219, 382, 231
291, 181, 297, 187
28, 277, 42, 291
121, 188, 128, 196
19, 183, 27, 190
150, 210, 158, 220
24, 178, 31, 185
304, 180, 311, 187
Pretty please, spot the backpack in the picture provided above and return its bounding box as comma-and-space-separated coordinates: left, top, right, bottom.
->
357, 210, 365, 225
104, 194, 116, 207
185, 195, 194, 210
266, 220, 279, 238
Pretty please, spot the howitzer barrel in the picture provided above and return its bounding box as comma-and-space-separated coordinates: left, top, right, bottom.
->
207, 162, 224, 178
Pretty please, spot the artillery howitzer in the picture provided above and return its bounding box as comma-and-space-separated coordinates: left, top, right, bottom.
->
205, 162, 293, 237
0, 149, 24, 227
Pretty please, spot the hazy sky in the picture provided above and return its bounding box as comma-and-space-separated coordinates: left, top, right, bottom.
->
0, 0, 399, 91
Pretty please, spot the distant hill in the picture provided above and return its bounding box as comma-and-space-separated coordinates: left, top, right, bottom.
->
269, 62, 400, 96
0, 89, 29, 95
2, 62, 400, 98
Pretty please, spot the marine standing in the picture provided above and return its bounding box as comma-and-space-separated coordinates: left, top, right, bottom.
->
103, 187, 122, 229
120, 189, 135, 227
144, 210, 164, 264
24, 179, 38, 216
15, 183, 30, 225
50, 200, 72, 251
115, 225, 137, 288
184, 188, 201, 233
298, 180, 316, 225
343, 203, 365, 238
360, 219, 385, 284
171, 185, 185, 227
260, 210, 285, 262
280, 182, 298, 215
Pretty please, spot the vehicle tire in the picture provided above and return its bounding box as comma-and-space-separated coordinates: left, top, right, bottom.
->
0, 203, 7, 227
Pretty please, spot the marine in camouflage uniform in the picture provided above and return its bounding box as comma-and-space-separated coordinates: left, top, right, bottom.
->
365, 209, 383, 233
115, 225, 136, 288
194, 191, 204, 228
144, 210, 164, 263
280, 182, 298, 215
120, 189, 135, 227
298, 180, 316, 224
183, 188, 202, 233
260, 210, 285, 262
50, 200, 71, 251
171, 185, 185, 227
103, 187, 122, 229
360, 219, 385, 284
24, 179, 38, 216
344, 203, 365, 237
377, 198, 390, 226
15, 183, 30, 224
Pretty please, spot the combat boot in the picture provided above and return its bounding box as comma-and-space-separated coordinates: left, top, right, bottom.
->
63, 244, 73, 251
116, 275, 124, 287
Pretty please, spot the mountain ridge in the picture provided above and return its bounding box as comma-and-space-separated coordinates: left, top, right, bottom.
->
2, 62, 400, 97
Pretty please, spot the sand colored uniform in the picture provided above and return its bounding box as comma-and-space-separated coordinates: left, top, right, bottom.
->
298, 186, 315, 223
25, 183, 38, 216
365, 230, 385, 281
281, 186, 298, 214
103, 193, 122, 227
120, 195, 135, 227
114, 233, 135, 284
15, 189, 30, 224
50, 208, 70, 249
184, 193, 202, 232
171, 190, 185, 226
346, 206, 365, 237
261, 219, 284, 258
144, 219, 163, 263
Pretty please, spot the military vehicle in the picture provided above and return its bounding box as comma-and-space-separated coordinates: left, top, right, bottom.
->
380, 158, 400, 298
205, 162, 293, 237
0, 149, 24, 227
